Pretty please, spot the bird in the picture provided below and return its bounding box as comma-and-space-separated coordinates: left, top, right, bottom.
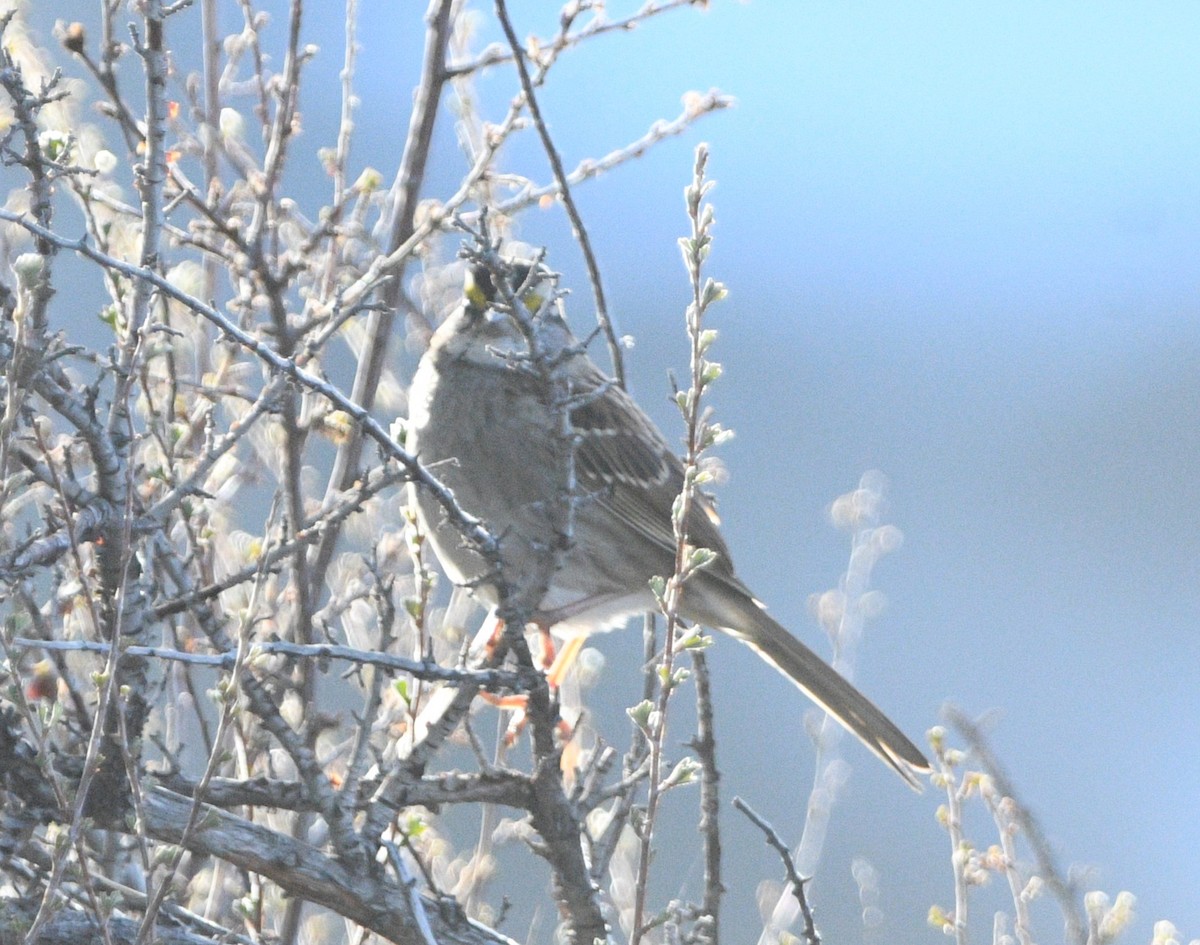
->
405, 257, 929, 788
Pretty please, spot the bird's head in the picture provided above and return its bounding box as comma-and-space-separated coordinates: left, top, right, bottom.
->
427, 257, 572, 367
463, 259, 550, 317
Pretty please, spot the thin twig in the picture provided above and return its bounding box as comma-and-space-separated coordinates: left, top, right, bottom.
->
632, 142, 723, 945
494, 0, 623, 387
733, 797, 820, 945
490, 91, 733, 220
931, 727, 970, 945
690, 648, 722, 944
944, 704, 1086, 945
10, 637, 526, 690
134, 504, 282, 945
0, 209, 503, 569
307, 0, 456, 596
445, 0, 705, 78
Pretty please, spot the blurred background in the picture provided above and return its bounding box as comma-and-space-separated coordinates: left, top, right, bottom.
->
33, 1, 1200, 941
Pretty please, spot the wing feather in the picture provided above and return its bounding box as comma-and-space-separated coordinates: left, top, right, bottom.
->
565, 361, 736, 580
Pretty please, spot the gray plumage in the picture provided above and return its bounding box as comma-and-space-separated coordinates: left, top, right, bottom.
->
406, 265, 928, 788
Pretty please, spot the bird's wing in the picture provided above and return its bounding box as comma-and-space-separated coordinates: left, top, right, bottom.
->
566, 360, 737, 577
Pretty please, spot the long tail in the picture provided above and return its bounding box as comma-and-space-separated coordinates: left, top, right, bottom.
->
695, 586, 929, 789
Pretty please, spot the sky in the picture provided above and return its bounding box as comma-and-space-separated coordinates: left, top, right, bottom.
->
32, 1, 1200, 942
446, 5, 1200, 940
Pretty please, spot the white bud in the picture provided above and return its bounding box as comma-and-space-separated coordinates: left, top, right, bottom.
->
37, 129, 72, 162
574, 646, 606, 688
165, 260, 205, 298
12, 253, 45, 288
872, 523, 904, 555
93, 149, 118, 174
219, 107, 245, 140
352, 166, 382, 193
1151, 920, 1180, 945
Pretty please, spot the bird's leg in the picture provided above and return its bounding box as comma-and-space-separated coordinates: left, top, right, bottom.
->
532, 618, 557, 670
478, 617, 577, 746
476, 691, 530, 746
479, 611, 507, 661
545, 634, 587, 689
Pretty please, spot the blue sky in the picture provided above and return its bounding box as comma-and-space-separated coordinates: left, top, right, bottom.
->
458, 4, 1200, 939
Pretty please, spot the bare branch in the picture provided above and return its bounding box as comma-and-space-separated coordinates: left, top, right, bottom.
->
128, 787, 521, 945
733, 798, 820, 945
494, 0, 623, 387
307, 0, 457, 596
943, 705, 1086, 945
0, 209, 503, 568
10, 636, 526, 691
